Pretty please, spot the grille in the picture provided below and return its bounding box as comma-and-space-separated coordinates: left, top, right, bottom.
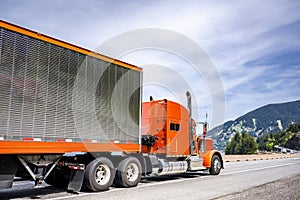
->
0, 27, 141, 143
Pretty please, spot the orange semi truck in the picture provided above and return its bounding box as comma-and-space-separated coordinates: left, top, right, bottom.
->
0, 20, 223, 192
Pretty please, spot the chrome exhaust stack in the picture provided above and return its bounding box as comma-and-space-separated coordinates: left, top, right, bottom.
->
186, 91, 194, 154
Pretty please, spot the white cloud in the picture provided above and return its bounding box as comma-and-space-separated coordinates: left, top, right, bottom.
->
1, 0, 299, 126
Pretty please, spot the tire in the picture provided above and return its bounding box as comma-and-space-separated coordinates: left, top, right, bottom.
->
114, 157, 142, 188
84, 157, 115, 191
209, 155, 221, 175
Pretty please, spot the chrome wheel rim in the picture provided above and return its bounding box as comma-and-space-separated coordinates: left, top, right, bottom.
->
95, 164, 111, 185
126, 163, 139, 182
213, 159, 221, 171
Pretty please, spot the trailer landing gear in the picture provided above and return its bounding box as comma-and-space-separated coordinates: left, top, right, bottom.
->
18, 156, 60, 188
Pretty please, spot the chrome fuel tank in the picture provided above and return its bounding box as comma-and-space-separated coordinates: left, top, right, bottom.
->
154, 159, 188, 176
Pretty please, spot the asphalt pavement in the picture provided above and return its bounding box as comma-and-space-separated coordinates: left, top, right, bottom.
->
0, 157, 299, 200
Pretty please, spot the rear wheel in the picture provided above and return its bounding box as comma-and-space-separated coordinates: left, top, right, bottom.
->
209, 155, 221, 175
84, 157, 115, 191
114, 157, 142, 188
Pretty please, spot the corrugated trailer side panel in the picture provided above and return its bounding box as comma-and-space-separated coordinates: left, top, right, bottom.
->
0, 21, 141, 153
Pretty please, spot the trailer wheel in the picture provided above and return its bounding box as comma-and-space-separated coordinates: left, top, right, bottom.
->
209, 155, 221, 175
115, 157, 142, 188
84, 157, 115, 191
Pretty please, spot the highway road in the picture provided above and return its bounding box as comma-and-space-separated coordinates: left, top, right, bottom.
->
0, 157, 299, 200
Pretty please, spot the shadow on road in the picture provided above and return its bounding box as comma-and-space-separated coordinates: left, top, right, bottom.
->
141, 171, 210, 183
0, 184, 65, 200
0, 172, 212, 199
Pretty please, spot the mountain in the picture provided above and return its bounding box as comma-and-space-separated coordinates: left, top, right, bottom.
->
208, 100, 300, 151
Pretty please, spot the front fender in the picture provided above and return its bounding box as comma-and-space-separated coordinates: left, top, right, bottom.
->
202, 150, 223, 168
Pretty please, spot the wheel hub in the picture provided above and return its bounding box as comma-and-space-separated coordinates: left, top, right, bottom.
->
214, 159, 221, 170
126, 163, 138, 181
95, 165, 111, 185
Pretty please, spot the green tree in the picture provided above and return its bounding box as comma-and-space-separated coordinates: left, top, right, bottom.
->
286, 122, 300, 133
225, 132, 241, 155
257, 134, 269, 151
265, 136, 275, 151
256, 122, 300, 152
241, 132, 258, 154
225, 132, 257, 155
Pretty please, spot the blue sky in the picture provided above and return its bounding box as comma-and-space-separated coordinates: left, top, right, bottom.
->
1, 0, 300, 128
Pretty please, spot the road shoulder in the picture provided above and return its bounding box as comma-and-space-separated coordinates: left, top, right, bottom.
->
214, 173, 300, 200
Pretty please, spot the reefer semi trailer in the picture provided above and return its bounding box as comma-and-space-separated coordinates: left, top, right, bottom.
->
0, 20, 223, 192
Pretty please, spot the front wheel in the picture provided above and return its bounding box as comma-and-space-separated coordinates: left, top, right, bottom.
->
84, 157, 115, 191
114, 157, 142, 188
209, 155, 221, 175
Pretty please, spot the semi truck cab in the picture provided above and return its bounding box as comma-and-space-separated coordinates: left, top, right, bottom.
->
141, 95, 223, 176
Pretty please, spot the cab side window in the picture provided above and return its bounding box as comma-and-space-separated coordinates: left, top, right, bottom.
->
170, 123, 180, 131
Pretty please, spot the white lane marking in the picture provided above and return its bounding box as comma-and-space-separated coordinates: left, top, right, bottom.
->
222, 162, 300, 175
47, 188, 125, 200
47, 161, 300, 200
47, 177, 198, 200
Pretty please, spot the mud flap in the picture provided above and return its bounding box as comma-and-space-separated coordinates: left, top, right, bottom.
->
0, 175, 15, 189
67, 170, 85, 193
0, 155, 18, 189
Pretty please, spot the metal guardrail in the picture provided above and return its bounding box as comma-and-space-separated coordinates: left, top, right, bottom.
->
223, 153, 300, 162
